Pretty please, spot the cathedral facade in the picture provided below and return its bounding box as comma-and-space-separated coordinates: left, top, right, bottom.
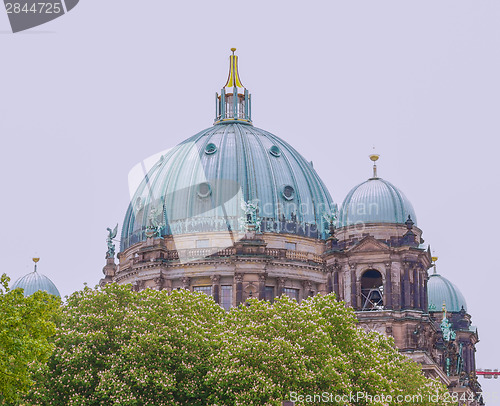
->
101, 50, 482, 405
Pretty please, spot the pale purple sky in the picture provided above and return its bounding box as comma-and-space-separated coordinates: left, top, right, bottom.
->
1, 1, 499, 402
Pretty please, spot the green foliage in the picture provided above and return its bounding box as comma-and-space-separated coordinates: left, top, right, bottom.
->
0, 274, 60, 404
25, 284, 453, 405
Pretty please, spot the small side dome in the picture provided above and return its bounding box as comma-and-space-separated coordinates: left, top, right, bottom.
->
338, 155, 417, 227
427, 273, 467, 313
12, 259, 60, 297
338, 178, 417, 227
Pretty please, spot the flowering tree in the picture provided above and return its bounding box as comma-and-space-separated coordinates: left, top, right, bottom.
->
25, 284, 453, 406
0, 274, 59, 404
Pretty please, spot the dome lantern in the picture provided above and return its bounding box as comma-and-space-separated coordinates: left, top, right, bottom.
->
214, 48, 252, 125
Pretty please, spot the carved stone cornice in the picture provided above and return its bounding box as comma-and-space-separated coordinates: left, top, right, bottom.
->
211, 274, 221, 284
234, 273, 244, 283
258, 272, 268, 282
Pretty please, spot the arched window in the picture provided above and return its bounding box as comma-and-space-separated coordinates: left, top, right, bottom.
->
361, 269, 384, 311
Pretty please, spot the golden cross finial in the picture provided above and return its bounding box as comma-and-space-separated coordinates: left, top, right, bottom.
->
369, 153, 380, 178
32, 257, 40, 272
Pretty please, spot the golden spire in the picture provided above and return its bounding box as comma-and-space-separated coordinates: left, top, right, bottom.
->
224, 48, 244, 88
442, 301, 447, 315
369, 154, 380, 178
33, 257, 40, 272
432, 255, 438, 274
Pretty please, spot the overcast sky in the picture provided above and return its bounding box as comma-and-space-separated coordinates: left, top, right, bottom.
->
1, 0, 499, 402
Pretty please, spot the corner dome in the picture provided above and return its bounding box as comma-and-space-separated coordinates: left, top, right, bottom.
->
427, 273, 467, 313
338, 178, 417, 227
120, 51, 336, 251
338, 157, 416, 227
12, 269, 60, 297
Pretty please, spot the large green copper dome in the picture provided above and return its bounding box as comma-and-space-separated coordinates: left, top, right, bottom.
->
121, 123, 335, 250
427, 272, 467, 313
120, 51, 335, 251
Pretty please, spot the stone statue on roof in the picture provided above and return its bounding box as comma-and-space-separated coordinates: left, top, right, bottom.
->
106, 224, 118, 259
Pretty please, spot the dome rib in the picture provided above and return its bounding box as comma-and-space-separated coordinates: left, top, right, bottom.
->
246, 126, 279, 221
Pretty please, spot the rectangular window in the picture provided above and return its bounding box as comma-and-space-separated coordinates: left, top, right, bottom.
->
264, 286, 275, 303
283, 288, 300, 302
221, 285, 232, 311
285, 242, 296, 251
196, 239, 210, 248
193, 286, 212, 296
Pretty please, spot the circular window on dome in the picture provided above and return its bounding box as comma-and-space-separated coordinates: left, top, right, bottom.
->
269, 145, 281, 157
197, 182, 212, 198
282, 185, 295, 201
205, 143, 217, 155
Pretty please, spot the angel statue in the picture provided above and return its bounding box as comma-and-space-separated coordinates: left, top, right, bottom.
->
106, 224, 118, 259
240, 199, 261, 231
323, 204, 339, 237
440, 314, 456, 342
145, 206, 165, 238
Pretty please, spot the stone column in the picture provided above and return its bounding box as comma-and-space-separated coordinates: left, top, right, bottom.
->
350, 263, 357, 309
277, 277, 286, 297
402, 262, 411, 310
162, 278, 173, 292
419, 269, 426, 312
327, 271, 333, 294
333, 271, 341, 299
413, 267, 420, 309
302, 280, 313, 301
333, 261, 341, 299
258, 273, 267, 300
235, 273, 244, 305
211, 275, 221, 304
464, 343, 471, 374
384, 262, 393, 310
423, 274, 429, 312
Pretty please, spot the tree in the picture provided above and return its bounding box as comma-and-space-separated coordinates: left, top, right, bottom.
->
25, 284, 454, 405
0, 274, 59, 404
